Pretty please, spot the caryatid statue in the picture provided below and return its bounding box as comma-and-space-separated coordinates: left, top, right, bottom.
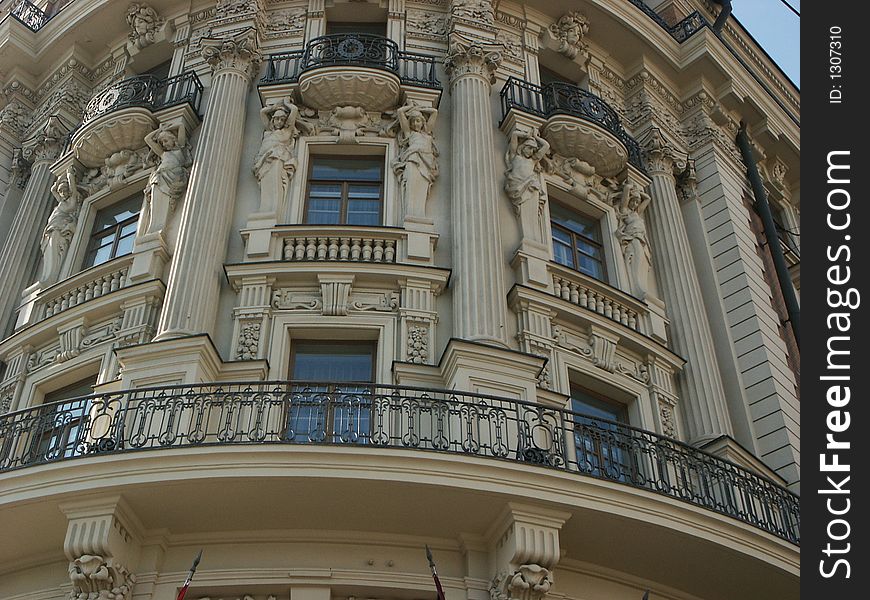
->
253, 99, 309, 215
40, 167, 84, 285
504, 130, 550, 244
615, 181, 653, 300
142, 122, 192, 237
393, 102, 439, 220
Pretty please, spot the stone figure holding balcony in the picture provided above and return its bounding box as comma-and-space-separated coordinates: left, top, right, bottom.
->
40, 167, 83, 285
142, 123, 192, 237
505, 130, 550, 244
393, 102, 439, 220
253, 98, 310, 215
615, 180, 653, 300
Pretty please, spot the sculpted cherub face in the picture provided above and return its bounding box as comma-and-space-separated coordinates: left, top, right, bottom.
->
56, 180, 71, 199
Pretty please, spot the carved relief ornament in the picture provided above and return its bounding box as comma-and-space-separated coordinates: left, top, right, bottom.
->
200, 29, 262, 80
444, 41, 502, 84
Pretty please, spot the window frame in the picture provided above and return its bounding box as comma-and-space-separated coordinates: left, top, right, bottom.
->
302, 156, 385, 226
549, 201, 607, 280
286, 340, 377, 444
81, 195, 142, 270
569, 384, 638, 482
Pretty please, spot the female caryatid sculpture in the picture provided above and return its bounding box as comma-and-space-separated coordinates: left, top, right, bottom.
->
393, 103, 439, 220
253, 99, 310, 215
504, 130, 550, 245
615, 181, 653, 300
142, 123, 192, 237
40, 168, 83, 285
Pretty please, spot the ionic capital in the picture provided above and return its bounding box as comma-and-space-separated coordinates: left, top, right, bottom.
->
445, 40, 501, 85
200, 28, 262, 81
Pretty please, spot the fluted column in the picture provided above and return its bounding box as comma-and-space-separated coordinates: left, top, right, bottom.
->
643, 132, 733, 444
0, 117, 65, 335
155, 29, 261, 340
445, 41, 508, 346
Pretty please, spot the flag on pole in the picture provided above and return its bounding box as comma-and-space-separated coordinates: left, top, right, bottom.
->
176, 549, 203, 600
425, 545, 447, 600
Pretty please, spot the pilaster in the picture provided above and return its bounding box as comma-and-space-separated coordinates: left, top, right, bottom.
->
0, 116, 67, 336
155, 28, 261, 341
642, 129, 733, 445
445, 35, 508, 347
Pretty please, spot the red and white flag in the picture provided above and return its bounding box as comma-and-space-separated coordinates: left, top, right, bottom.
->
176, 549, 203, 600
425, 545, 447, 600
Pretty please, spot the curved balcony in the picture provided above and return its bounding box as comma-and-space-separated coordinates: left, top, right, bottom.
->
501, 77, 644, 175
0, 381, 799, 544
262, 33, 440, 111
3, 0, 52, 31
67, 71, 203, 166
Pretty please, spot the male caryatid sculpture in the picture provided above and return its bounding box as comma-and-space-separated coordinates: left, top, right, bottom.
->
142, 122, 192, 237
393, 102, 439, 220
504, 130, 550, 244
615, 181, 653, 300
40, 167, 83, 285
253, 99, 309, 215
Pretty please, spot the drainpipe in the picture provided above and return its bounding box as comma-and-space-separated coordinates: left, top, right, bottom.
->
712, 0, 733, 34
735, 122, 800, 348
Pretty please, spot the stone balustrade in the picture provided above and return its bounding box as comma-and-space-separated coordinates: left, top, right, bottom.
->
36, 258, 131, 321
549, 263, 647, 333
279, 226, 404, 264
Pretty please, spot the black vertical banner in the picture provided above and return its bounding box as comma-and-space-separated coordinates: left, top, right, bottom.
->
803, 2, 868, 598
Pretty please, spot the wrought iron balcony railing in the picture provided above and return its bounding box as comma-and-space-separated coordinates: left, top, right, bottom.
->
79, 71, 204, 128
500, 77, 645, 172
625, 0, 707, 42
0, 381, 799, 544
261, 33, 440, 89
6, 0, 49, 31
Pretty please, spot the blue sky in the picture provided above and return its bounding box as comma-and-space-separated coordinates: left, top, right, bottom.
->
730, 0, 800, 87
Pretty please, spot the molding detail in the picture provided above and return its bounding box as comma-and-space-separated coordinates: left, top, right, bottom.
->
200, 29, 262, 81
22, 116, 67, 163
68, 554, 135, 600
445, 41, 501, 84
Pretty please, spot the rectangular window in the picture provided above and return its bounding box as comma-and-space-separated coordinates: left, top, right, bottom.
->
569, 386, 635, 482
287, 342, 375, 444
30, 375, 98, 463
83, 196, 142, 269
304, 157, 384, 226
550, 203, 606, 280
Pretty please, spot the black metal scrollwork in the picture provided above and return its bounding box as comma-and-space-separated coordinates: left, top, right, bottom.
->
0, 380, 799, 545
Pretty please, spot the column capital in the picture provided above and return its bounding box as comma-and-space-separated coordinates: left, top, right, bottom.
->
641, 127, 687, 177
445, 39, 501, 85
21, 115, 67, 164
200, 28, 262, 82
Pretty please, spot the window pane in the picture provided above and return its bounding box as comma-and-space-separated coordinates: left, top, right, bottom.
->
347, 199, 381, 226
292, 343, 374, 382
578, 254, 604, 279
550, 204, 599, 240
86, 245, 114, 268
552, 239, 574, 268
115, 234, 136, 257
311, 159, 382, 181
306, 197, 342, 224
91, 196, 142, 233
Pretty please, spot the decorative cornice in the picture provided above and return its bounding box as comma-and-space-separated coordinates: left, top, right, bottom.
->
200, 28, 262, 81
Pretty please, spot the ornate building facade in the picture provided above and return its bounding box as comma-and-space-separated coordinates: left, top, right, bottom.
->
0, 1, 799, 600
